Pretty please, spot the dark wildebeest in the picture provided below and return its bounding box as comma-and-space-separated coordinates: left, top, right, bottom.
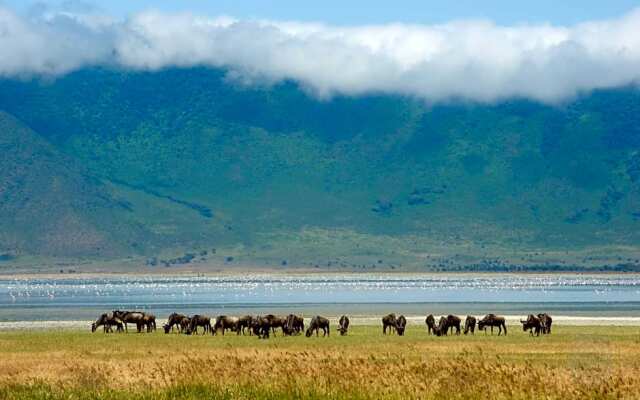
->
382, 313, 397, 335
435, 315, 461, 336
395, 315, 407, 336
91, 313, 124, 333
337, 315, 350, 336
425, 314, 437, 335
237, 315, 255, 335
165, 313, 187, 333
143, 314, 156, 333
252, 316, 271, 339
464, 315, 476, 335
113, 310, 147, 333
306, 316, 330, 337
521, 314, 542, 336
478, 314, 507, 336
265, 314, 287, 336
179, 316, 191, 333
435, 316, 447, 336
538, 313, 552, 334
284, 314, 304, 336
186, 315, 212, 335
213, 315, 239, 335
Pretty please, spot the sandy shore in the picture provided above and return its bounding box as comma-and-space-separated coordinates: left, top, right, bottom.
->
2, 315, 640, 331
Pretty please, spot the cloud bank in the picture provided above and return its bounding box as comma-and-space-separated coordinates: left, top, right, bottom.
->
1, 6, 640, 102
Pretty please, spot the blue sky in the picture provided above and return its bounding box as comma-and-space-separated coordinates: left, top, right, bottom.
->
4, 0, 640, 24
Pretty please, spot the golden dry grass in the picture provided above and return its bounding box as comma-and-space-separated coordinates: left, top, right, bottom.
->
0, 325, 639, 399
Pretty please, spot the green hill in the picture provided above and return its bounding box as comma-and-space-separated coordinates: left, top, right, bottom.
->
1, 68, 639, 270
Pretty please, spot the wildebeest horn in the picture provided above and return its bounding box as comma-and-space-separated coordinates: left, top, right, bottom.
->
520, 320, 525, 323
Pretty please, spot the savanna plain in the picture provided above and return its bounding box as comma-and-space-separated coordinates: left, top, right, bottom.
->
0, 325, 639, 399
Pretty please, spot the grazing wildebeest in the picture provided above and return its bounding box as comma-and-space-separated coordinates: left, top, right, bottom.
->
305, 316, 330, 337
478, 314, 507, 336
179, 316, 191, 333
464, 315, 476, 335
237, 315, 255, 335
186, 315, 212, 335
435, 315, 461, 336
382, 313, 397, 335
425, 314, 437, 335
284, 314, 305, 336
143, 314, 156, 333
337, 315, 350, 336
538, 313, 552, 334
265, 314, 287, 336
91, 313, 124, 333
252, 316, 271, 339
213, 315, 239, 335
435, 316, 447, 336
395, 315, 407, 336
165, 313, 188, 333
113, 310, 147, 333
521, 314, 542, 336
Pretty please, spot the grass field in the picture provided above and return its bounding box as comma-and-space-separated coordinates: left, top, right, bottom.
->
1, 326, 639, 399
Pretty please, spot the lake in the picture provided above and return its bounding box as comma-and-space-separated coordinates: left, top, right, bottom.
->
1, 273, 639, 326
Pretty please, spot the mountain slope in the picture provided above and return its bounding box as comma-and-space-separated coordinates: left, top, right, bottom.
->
0, 111, 150, 257
0, 68, 639, 267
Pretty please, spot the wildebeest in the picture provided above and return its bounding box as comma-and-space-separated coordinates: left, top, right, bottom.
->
284, 314, 305, 335
337, 315, 350, 335
165, 313, 188, 333
143, 314, 156, 333
306, 315, 330, 337
237, 315, 255, 335
113, 310, 147, 333
382, 313, 397, 335
521, 314, 542, 336
252, 316, 271, 339
478, 314, 507, 336
435, 316, 447, 336
91, 313, 123, 333
425, 314, 437, 335
179, 316, 191, 333
265, 314, 287, 336
440, 315, 461, 336
213, 315, 239, 335
464, 316, 476, 335
538, 313, 552, 334
395, 315, 407, 336
186, 315, 212, 335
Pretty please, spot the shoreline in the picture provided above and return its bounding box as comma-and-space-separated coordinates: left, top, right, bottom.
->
3, 315, 640, 331
3, 270, 640, 280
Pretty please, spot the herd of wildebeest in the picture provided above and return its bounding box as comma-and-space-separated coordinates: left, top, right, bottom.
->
92, 311, 553, 338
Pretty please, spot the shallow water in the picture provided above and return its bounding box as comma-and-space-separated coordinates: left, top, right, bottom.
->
0, 274, 639, 323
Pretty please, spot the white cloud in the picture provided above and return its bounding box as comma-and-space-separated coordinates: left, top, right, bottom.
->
0, 5, 639, 102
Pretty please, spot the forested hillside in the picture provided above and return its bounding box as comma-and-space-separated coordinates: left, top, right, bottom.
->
1, 68, 639, 269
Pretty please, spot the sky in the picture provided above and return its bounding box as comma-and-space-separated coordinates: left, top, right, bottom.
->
4, 0, 640, 25
0, 1, 639, 103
